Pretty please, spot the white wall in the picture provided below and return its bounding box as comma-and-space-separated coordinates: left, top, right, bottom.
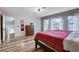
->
24, 17, 41, 33
14, 17, 41, 37
14, 17, 24, 37
0, 10, 3, 14
0, 9, 41, 40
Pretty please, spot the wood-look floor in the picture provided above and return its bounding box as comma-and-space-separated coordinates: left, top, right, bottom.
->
0, 35, 52, 52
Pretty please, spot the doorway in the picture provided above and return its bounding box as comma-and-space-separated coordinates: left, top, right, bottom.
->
5, 16, 15, 41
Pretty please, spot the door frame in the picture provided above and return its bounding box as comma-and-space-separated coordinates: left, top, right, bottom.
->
1, 15, 3, 43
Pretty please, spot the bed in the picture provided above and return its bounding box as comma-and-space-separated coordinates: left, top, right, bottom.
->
64, 31, 79, 52
34, 30, 79, 52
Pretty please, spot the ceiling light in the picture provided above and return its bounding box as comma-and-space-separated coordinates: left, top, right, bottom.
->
35, 7, 46, 12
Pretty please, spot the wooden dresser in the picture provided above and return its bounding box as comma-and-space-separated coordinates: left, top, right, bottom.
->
25, 24, 34, 36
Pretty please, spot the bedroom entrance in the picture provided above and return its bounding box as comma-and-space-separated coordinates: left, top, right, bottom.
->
5, 16, 15, 42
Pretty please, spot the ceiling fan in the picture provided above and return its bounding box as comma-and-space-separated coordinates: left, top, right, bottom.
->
37, 7, 46, 12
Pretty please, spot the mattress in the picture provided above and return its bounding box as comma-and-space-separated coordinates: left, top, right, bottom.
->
63, 31, 79, 52
35, 30, 71, 51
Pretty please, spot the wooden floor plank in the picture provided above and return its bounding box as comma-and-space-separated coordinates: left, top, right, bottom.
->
0, 35, 50, 52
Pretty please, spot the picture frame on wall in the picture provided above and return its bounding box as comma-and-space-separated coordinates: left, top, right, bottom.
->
20, 20, 24, 31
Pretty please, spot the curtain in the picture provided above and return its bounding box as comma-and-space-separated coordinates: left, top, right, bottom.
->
44, 19, 50, 31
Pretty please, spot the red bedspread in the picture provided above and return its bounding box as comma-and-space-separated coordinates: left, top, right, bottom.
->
34, 30, 71, 51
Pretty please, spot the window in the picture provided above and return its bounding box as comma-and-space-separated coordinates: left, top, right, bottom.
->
68, 14, 79, 31
43, 17, 63, 31
50, 18, 63, 30
44, 19, 50, 31
42, 9, 79, 31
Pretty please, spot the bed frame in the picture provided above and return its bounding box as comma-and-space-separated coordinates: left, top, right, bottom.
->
35, 40, 69, 52
35, 40, 57, 52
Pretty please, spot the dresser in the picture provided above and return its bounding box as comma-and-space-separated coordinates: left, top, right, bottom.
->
25, 24, 34, 36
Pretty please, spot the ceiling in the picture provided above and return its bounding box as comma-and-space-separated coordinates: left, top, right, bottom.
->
0, 7, 77, 17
